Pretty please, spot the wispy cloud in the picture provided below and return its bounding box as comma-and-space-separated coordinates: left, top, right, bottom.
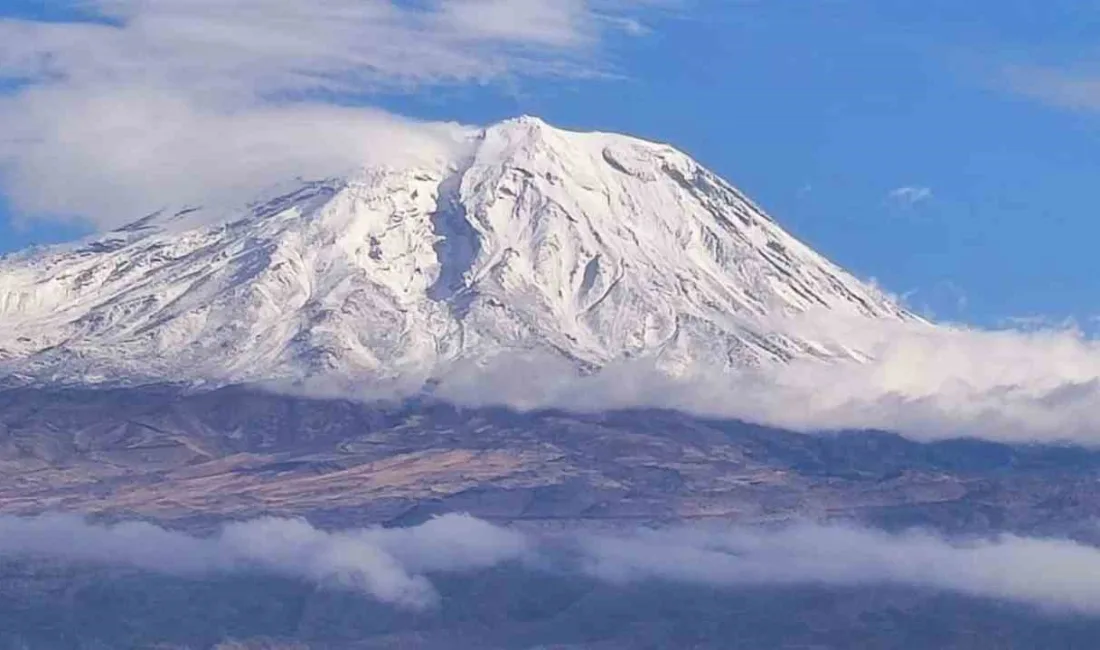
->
0, 0, 636, 93
1003, 64, 1100, 112
901, 280, 969, 321
6, 513, 1100, 615
887, 185, 933, 207
0, 0, 668, 227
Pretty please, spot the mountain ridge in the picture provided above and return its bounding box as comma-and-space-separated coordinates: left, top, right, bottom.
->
0, 116, 918, 386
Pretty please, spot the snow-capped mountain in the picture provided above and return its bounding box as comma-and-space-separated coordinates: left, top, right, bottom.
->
0, 116, 915, 386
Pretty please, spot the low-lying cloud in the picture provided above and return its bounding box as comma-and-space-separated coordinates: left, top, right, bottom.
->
0, 513, 529, 609
581, 522, 1100, 615
422, 315, 1100, 445
6, 513, 1100, 615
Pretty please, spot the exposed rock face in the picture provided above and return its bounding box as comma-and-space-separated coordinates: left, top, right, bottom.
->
0, 385, 1095, 540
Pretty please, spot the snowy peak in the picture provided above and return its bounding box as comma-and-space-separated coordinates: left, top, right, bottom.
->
0, 117, 915, 385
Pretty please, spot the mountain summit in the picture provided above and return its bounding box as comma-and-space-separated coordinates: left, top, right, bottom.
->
0, 117, 914, 385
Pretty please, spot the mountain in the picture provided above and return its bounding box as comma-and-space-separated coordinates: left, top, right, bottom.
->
0, 116, 914, 386
0, 117, 1091, 650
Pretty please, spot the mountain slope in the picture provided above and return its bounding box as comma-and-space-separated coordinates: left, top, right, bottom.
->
0, 116, 915, 385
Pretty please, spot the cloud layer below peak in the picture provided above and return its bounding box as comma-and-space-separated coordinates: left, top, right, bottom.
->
414, 314, 1100, 446
6, 513, 1100, 616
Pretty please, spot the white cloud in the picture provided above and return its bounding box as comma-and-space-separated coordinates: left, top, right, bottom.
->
419, 314, 1100, 445
0, 0, 637, 93
887, 185, 933, 207
0, 0, 665, 227
581, 522, 1100, 615
0, 513, 530, 610
7, 513, 1100, 615
1003, 64, 1100, 112
433, 0, 597, 49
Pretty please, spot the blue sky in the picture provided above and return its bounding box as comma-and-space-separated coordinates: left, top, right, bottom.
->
1, 1, 1098, 327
